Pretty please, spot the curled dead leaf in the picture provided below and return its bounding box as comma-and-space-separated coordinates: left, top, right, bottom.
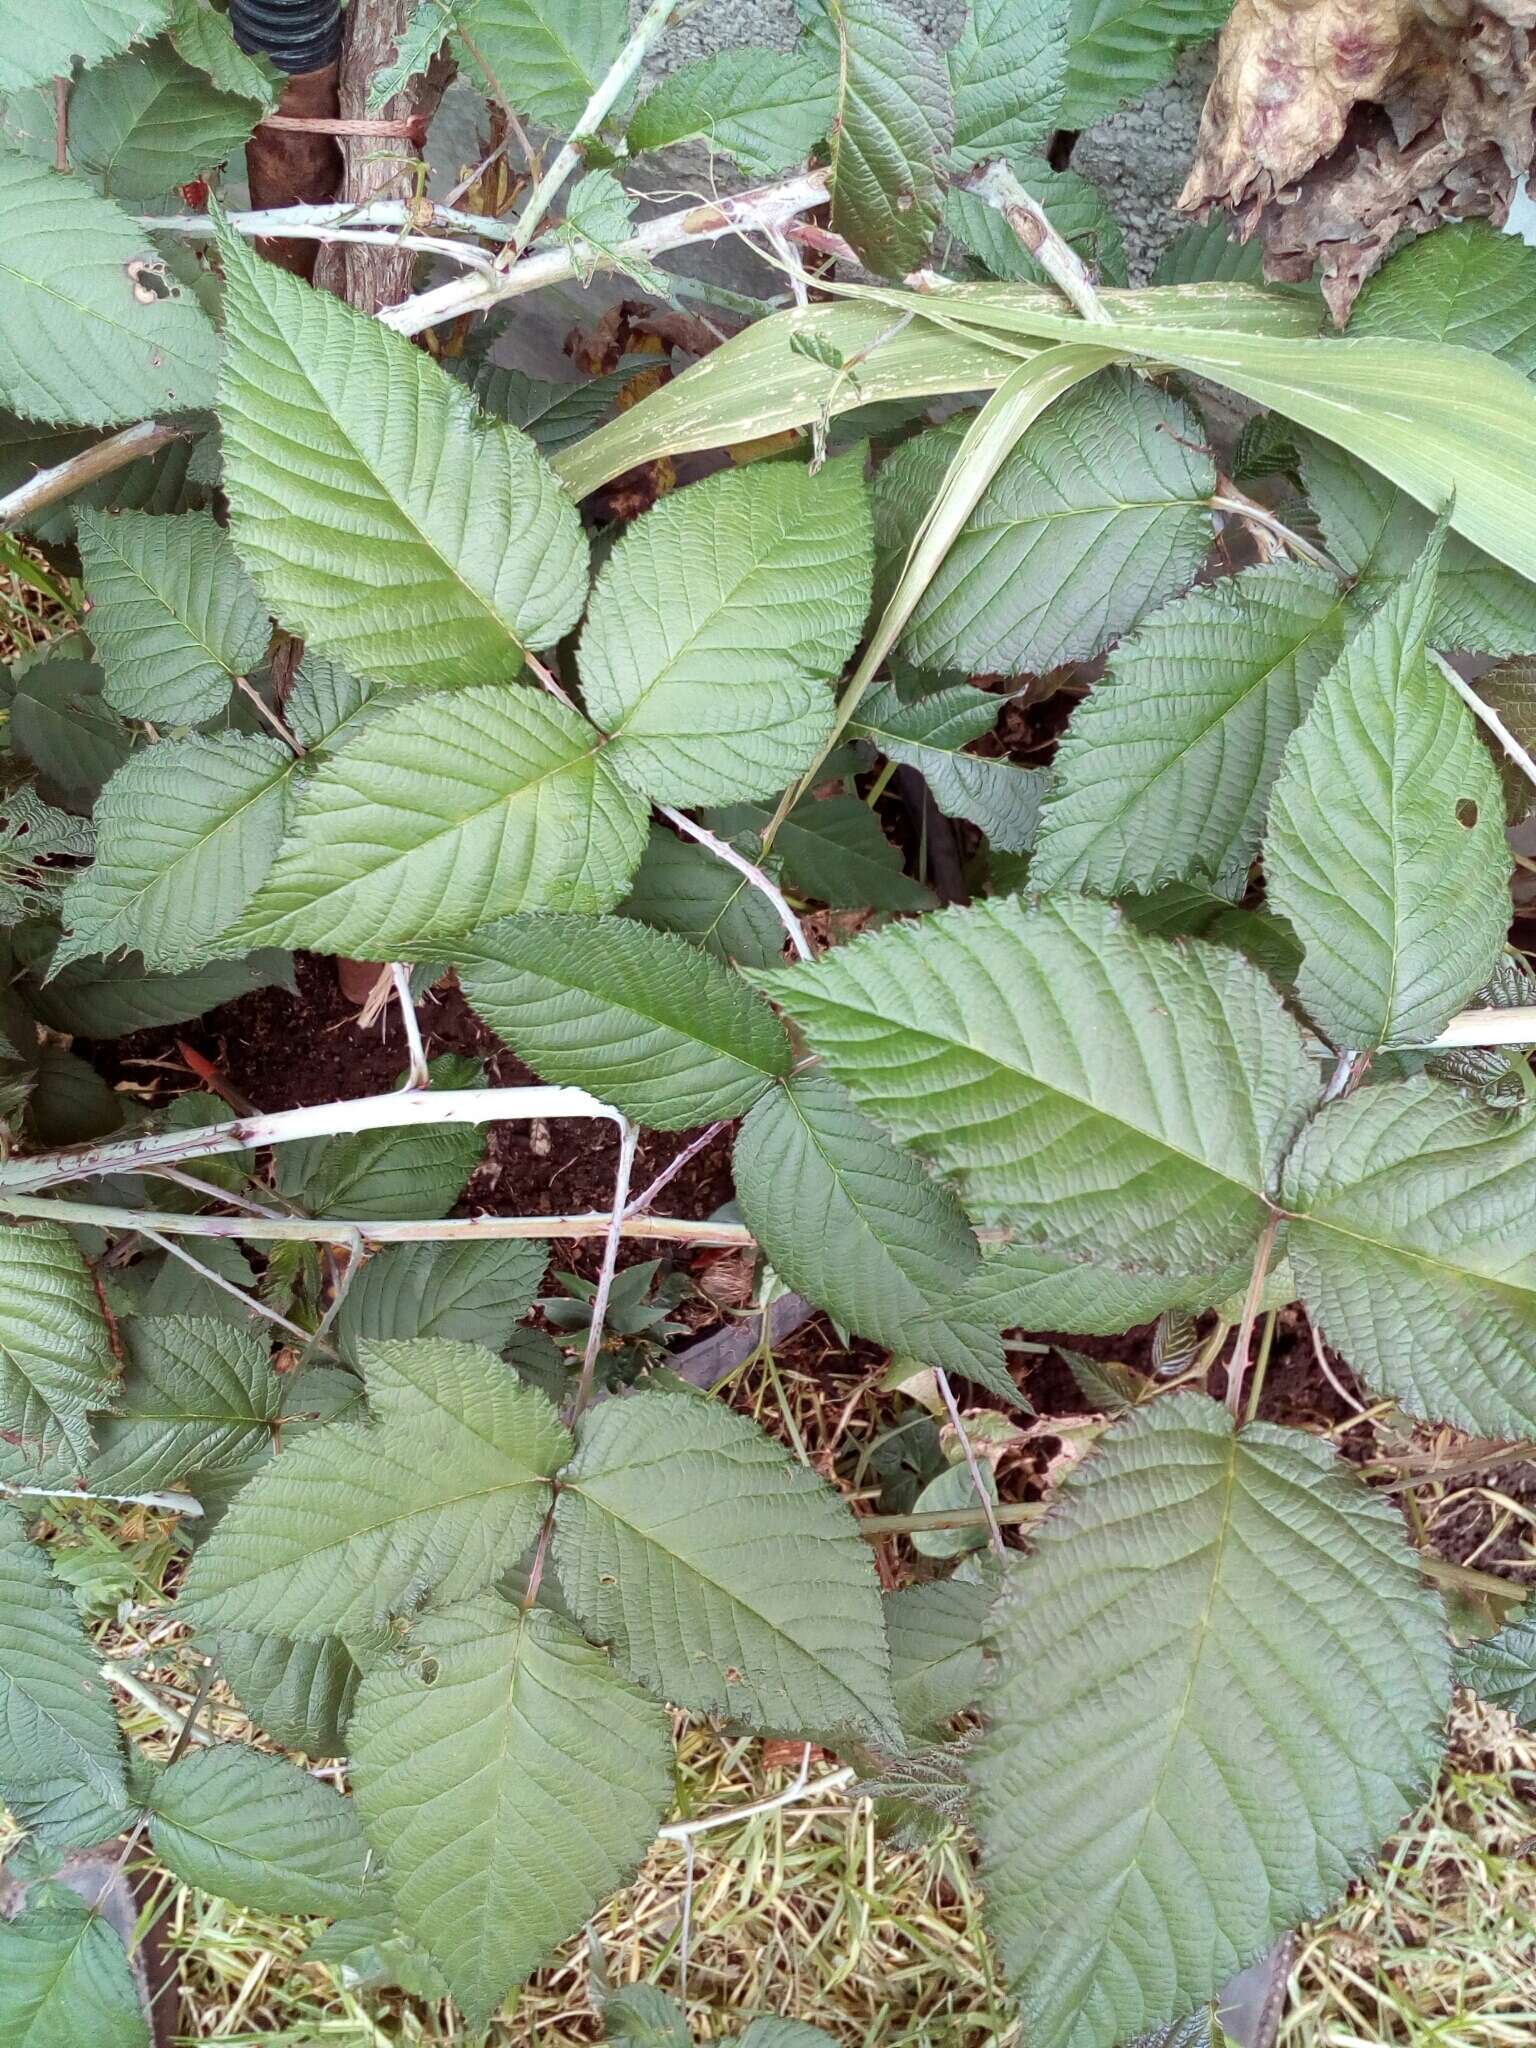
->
1180, 0, 1536, 318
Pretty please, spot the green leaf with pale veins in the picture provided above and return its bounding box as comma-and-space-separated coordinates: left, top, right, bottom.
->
710, 794, 934, 912
0, 0, 168, 94
1032, 562, 1350, 893
948, 1239, 1250, 1339
455, 914, 791, 1129
78, 509, 270, 726
1284, 1077, 1536, 1437
972, 1392, 1449, 2048
1349, 221, 1536, 375
88, 1317, 281, 1495
350, 1597, 673, 2028
619, 829, 787, 969
1061, 0, 1233, 128
277, 1056, 488, 1223
761, 893, 1314, 1275
604, 1985, 692, 2048
169, 0, 281, 105
578, 453, 872, 806
40, 42, 258, 204
454, 0, 629, 129
335, 1242, 546, 1364
21, 945, 293, 1039
1456, 1617, 1536, 1730
0, 1510, 127, 1840
213, 1630, 363, 1755
877, 373, 1215, 676
949, 0, 1067, 166
554, 1391, 897, 1742
55, 735, 292, 973
0, 157, 217, 427
1265, 530, 1510, 1049
0, 1888, 149, 2048
1297, 429, 1536, 657
233, 685, 646, 958
0, 1225, 117, 1462
182, 1339, 571, 1637
628, 47, 836, 176
886, 1577, 994, 1736
851, 682, 1047, 853
947, 160, 1125, 289
146, 1744, 369, 1915
216, 223, 588, 687
367, 0, 457, 113
805, 0, 953, 278
734, 1075, 1012, 1397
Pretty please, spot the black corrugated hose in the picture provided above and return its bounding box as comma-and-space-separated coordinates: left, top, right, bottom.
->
229, 0, 342, 72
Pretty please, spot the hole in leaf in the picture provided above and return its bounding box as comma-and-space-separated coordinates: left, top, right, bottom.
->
1456, 797, 1479, 827
124, 258, 174, 303
419, 1656, 439, 1686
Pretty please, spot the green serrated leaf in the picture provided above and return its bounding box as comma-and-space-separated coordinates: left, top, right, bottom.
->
78, 509, 269, 726
603, 1982, 691, 2048
1032, 562, 1349, 893
335, 1241, 546, 1364
182, 1339, 570, 1637
33, 41, 259, 204
55, 734, 293, 973
578, 453, 872, 806
554, 1391, 897, 1741
280, 652, 391, 752
233, 684, 645, 957
886, 1577, 993, 1736
351, 1597, 673, 2027
628, 46, 836, 176
619, 829, 787, 969
455, 914, 790, 1129
277, 1056, 488, 1222
367, 0, 457, 112
1474, 658, 1536, 825
0, 1225, 116, 1462
454, 0, 629, 129
1152, 217, 1266, 286
950, 1239, 1249, 1338
1284, 1077, 1536, 1437
0, 788, 93, 931
1117, 882, 1302, 986
448, 358, 632, 457
972, 1392, 1449, 2048
6, 655, 132, 812
804, 0, 952, 278
0, 1889, 149, 2048
877, 372, 1214, 675
762, 893, 1313, 1274
1296, 429, 1536, 657
0, 157, 216, 426
168, 0, 281, 105
216, 225, 589, 686
1350, 221, 1536, 375
146, 1744, 369, 1915
1060, 0, 1232, 128
1265, 530, 1510, 1049
947, 159, 1125, 289
851, 682, 1046, 853
212, 1631, 362, 1755
709, 793, 933, 913
734, 1075, 1009, 1393
1456, 1616, 1536, 1729
0, 0, 169, 95
0, 1509, 127, 1840
88, 1316, 280, 1495
949, 0, 1067, 167
20, 944, 292, 1039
